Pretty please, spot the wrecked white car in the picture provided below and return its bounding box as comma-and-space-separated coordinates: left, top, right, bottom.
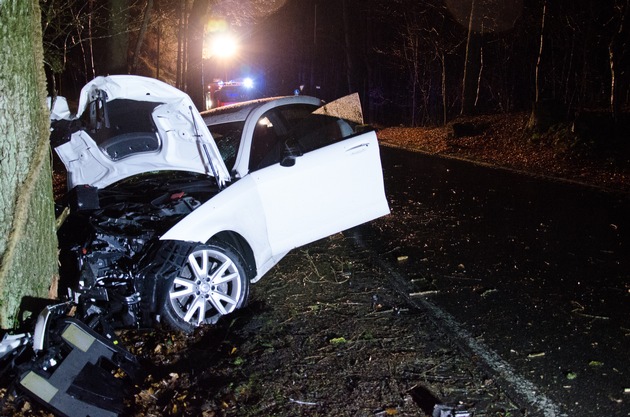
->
53, 75, 389, 332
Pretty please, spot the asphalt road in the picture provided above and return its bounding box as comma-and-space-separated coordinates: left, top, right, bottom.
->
361, 146, 630, 417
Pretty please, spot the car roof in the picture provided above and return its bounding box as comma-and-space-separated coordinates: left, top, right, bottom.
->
201, 95, 323, 125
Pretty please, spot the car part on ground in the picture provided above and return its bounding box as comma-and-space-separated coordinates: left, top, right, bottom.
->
0, 302, 141, 417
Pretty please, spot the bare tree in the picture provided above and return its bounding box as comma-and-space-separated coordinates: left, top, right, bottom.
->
460, 0, 477, 115
108, 0, 130, 74
401, 12, 422, 126
533, 0, 547, 105
176, 0, 187, 89
40, 0, 105, 91
526, 0, 547, 132
609, 0, 629, 120
132, 0, 154, 73
183, 0, 299, 109
185, 0, 211, 109
342, 0, 356, 95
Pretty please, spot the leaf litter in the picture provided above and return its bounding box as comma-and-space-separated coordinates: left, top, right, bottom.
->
3, 234, 520, 416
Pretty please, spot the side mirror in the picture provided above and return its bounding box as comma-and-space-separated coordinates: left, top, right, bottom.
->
280, 138, 302, 167
280, 155, 296, 167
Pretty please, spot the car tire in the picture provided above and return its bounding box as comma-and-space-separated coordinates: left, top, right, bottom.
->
160, 243, 249, 332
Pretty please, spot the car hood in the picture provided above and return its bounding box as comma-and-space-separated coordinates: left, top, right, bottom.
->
54, 75, 230, 190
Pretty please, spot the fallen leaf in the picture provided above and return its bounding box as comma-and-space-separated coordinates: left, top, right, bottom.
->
329, 337, 347, 345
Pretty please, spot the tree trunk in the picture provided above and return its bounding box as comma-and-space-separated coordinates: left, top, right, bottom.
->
88, 0, 96, 79
157, 17, 161, 79
342, 0, 355, 94
186, 0, 211, 110
609, 0, 629, 121
0, 0, 59, 328
534, 0, 547, 105
402, 13, 420, 126
460, 0, 478, 115
132, 0, 154, 74
441, 51, 447, 126
108, 0, 130, 74
528, 0, 548, 132
176, 0, 185, 88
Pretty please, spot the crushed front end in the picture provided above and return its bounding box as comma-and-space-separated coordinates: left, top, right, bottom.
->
57, 172, 220, 330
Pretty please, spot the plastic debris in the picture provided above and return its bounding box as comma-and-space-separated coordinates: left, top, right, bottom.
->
0, 302, 141, 417
433, 404, 473, 417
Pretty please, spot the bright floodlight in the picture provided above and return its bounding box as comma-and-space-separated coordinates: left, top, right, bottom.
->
211, 34, 237, 58
243, 77, 254, 89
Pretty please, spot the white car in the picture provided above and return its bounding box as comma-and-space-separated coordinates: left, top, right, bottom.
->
54, 75, 389, 332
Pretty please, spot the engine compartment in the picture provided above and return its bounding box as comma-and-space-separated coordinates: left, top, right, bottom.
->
57, 172, 220, 328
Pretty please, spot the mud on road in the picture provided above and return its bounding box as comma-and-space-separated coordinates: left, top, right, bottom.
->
3, 232, 520, 417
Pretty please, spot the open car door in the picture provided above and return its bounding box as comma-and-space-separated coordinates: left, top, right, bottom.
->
251, 94, 390, 256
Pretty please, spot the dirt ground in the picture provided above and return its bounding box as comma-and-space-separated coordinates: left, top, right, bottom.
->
126, 234, 524, 417
2, 235, 520, 417
3, 113, 629, 416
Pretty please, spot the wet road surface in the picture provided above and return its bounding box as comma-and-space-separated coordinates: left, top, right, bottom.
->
361, 146, 630, 416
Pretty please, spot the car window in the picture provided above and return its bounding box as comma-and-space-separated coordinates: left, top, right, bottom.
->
249, 104, 318, 172
207, 121, 245, 171
289, 113, 357, 153
249, 112, 283, 171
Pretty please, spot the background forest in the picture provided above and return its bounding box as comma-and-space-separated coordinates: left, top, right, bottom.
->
42, 0, 629, 127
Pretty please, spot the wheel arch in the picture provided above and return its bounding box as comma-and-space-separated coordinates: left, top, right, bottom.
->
210, 230, 257, 281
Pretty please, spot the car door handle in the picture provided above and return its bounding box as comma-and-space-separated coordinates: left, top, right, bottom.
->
345, 143, 369, 154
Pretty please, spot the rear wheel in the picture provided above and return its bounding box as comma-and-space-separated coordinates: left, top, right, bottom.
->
161, 243, 249, 332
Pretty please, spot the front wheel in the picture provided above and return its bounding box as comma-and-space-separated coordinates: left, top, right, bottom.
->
161, 243, 249, 332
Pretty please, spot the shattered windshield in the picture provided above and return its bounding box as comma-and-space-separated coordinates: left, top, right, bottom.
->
207, 121, 245, 171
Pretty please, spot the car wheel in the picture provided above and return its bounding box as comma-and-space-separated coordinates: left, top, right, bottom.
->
161, 243, 249, 332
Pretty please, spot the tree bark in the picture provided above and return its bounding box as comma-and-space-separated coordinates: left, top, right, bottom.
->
0, 0, 58, 327
176, 0, 185, 88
